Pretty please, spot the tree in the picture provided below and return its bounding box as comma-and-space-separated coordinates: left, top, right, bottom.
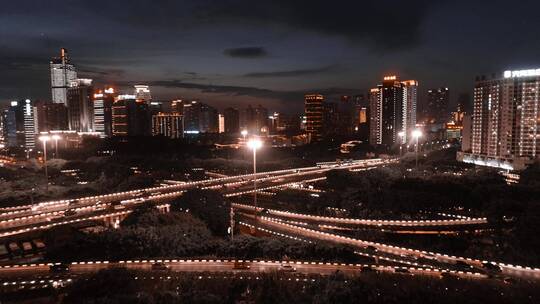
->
171, 189, 230, 237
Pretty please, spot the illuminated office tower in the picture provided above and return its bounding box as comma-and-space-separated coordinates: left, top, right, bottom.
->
50, 48, 77, 105
459, 69, 540, 170
2, 102, 24, 148
67, 79, 94, 132
402, 80, 418, 137
93, 87, 116, 137
112, 95, 151, 136
218, 114, 225, 133
23, 99, 37, 149
369, 76, 418, 146
304, 94, 324, 142
4, 99, 38, 149
134, 85, 152, 102
152, 113, 183, 139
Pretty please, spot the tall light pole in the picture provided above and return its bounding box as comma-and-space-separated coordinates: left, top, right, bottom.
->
412, 129, 422, 169
241, 129, 248, 163
51, 134, 61, 159
397, 131, 405, 158
39, 135, 51, 190
241, 130, 248, 142
247, 138, 262, 228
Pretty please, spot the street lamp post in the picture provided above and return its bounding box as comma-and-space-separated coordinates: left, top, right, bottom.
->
51, 134, 61, 159
398, 131, 405, 158
247, 138, 262, 229
241, 130, 248, 162
412, 129, 422, 169
39, 135, 51, 190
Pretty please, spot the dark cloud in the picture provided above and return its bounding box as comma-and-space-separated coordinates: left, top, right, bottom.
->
202, 0, 442, 51
0, 1, 442, 51
127, 79, 364, 105
223, 47, 268, 58
77, 66, 125, 77
244, 65, 338, 78
137, 79, 285, 99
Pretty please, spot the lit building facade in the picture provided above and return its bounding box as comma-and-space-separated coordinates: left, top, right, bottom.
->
23, 99, 37, 149
67, 79, 94, 132
304, 94, 324, 142
50, 48, 77, 105
112, 95, 151, 136
2, 100, 36, 149
369, 76, 418, 146
134, 85, 151, 102
152, 113, 183, 139
459, 69, 540, 170
93, 87, 116, 137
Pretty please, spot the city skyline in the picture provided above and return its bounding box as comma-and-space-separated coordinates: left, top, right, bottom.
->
2, 0, 540, 113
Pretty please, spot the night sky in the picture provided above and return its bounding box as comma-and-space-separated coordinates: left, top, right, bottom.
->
1, 0, 540, 113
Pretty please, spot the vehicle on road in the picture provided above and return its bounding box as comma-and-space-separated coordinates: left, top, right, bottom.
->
50, 264, 70, 273
365, 245, 377, 253
233, 261, 250, 270
151, 262, 169, 271
280, 264, 296, 272
503, 277, 516, 284
394, 268, 410, 274
482, 262, 502, 273
64, 209, 77, 217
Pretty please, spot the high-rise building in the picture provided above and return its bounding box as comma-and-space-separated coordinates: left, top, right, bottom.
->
2, 101, 34, 149
337, 95, 355, 135
149, 102, 163, 116
223, 107, 240, 134
152, 113, 183, 139
35, 100, 68, 132
304, 94, 324, 142
50, 48, 77, 105
93, 87, 116, 137
200, 103, 219, 133
242, 105, 268, 134
134, 85, 151, 102
353, 94, 369, 141
22, 99, 37, 149
425, 87, 450, 124
182, 101, 218, 134
369, 76, 418, 146
67, 79, 94, 132
218, 114, 225, 133
323, 101, 339, 136
458, 69, 540, 170
112, 95, 151, 136
171, 100, 183, 114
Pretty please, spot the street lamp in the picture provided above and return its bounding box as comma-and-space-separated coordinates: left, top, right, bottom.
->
241, 130, 248, 161
39, 135, 51, 190
397, 131, 405, 158
247, 138, 262, 227
412, 129, 422, 168
51, 134, 61, 159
